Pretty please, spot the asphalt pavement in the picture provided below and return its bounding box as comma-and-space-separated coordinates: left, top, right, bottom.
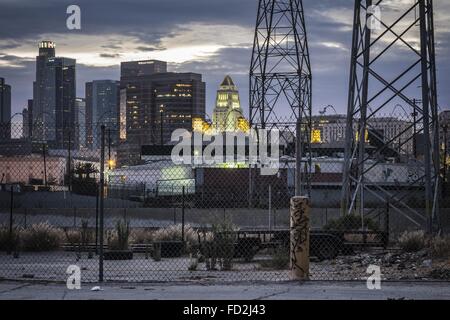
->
0, 280, 449, 300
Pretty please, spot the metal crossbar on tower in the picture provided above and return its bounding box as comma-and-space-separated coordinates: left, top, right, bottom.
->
341, 0, 440, 232
249, 0, 312, 196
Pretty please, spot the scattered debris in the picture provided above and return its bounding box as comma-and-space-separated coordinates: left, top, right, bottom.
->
314, 248, 448, 280
428, 268, 450, 280
421, 260, 432, 268
91, 286, 103, 291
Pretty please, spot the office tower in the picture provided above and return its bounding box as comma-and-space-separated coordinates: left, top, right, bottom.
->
119, 88, 127, 141
120, 60, 167, 78
440, 110, 450, 160
120, 60, 205, 146
25, 99, 33, 138
22, 107, 29, 138
85, 80, 120, 150
0, 77, 11, 141
74, 98, 86, 149
32, 41, 55, 141
32, 41, 76, 149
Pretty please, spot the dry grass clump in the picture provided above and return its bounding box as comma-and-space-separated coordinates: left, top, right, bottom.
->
152, 224, 198, 248
21, 222, 64, 252
130, 229, 154, 244
430, 235, 450, 259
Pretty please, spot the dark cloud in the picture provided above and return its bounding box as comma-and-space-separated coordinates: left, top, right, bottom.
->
0, 0, 449, 119
99, 53, 121, 58
136, 46, 165, 52
0, 53, 34, 66
0, 0, 258, 43
101, 44, 123, 50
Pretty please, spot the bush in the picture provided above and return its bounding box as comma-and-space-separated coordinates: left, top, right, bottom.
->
323, 214, 379, 231
260, 246, 290, 270
153, 224, 198, 252
431, 235, 450, 258
131, 229, 154, 244
21, 223, 64, 252
0, 225, 21, 252
107, 220, 130, 250
0, 226, 10, 251
64, 229, 82, 245
63, 221, 94, 247
398, 230, 427, 253
210, 219, 237, 271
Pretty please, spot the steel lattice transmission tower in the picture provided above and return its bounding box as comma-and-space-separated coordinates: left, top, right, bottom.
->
249, 0, 312, 196
341, 0, 440, 232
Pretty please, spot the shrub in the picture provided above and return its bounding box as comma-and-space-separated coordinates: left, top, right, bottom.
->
64, 229, 82, 246
398, 230, 427, 253
260, 246, 290, 270
21, 222, 64, 252
211, 219, 237, 271
153, 224, 198, 252
106, 229, 118, 250
80, 220, 93, 246
0, 226, 10, 251
63, 221, 94, 248
430, 235, 450, 259
323, 214, 379, 231
107, 220, 130, 250
188, 253, 198, 271
0, 225, 22, 252
131, 229, 154, 244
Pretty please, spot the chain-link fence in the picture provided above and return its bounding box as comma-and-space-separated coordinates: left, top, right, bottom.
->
0, 118, 449, 283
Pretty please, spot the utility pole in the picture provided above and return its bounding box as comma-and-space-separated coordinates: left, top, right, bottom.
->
250, 0, 312, 197
99, 125, 105, 282
341, 0, 440, 231
160, 109, 164, 146
67, 128, 72, 191
42, 143, 47, 187
108, 128, 111, 170
412, 99, 419, 159
443, 124, 448, 196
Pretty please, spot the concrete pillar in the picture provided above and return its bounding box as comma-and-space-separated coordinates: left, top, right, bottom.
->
290, 196, 310, 280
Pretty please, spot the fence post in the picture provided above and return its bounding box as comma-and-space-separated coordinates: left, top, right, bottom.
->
290, 196, 310, 280
95, 185, 99, 254
7, 185, 13, 255
99, 125, 105, 283
181, 186, 185, 243
268, 184, 272, 231
42, 143, 47, 187
384, 199, 390, 249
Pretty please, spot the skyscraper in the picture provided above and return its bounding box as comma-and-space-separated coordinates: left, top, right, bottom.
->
120, 60, 205, 145
32, 41, 76, 149
118, 60, 205, 165
0, 77, 11, 141
85, 80, 120, 150
74, 98, 86, 149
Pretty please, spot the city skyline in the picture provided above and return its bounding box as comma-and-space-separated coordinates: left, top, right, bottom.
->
1, 0, 450, 124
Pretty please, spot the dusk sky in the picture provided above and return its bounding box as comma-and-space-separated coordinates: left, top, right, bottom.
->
0, 0, 449, 123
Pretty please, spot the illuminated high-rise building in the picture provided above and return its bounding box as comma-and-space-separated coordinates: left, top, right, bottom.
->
212, 75, 248, 133
118, 59, 205, 165
0, 77, 11, 141
74, 98, 86, 149
32, 41, 77, 149
85, 80, 120, 150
